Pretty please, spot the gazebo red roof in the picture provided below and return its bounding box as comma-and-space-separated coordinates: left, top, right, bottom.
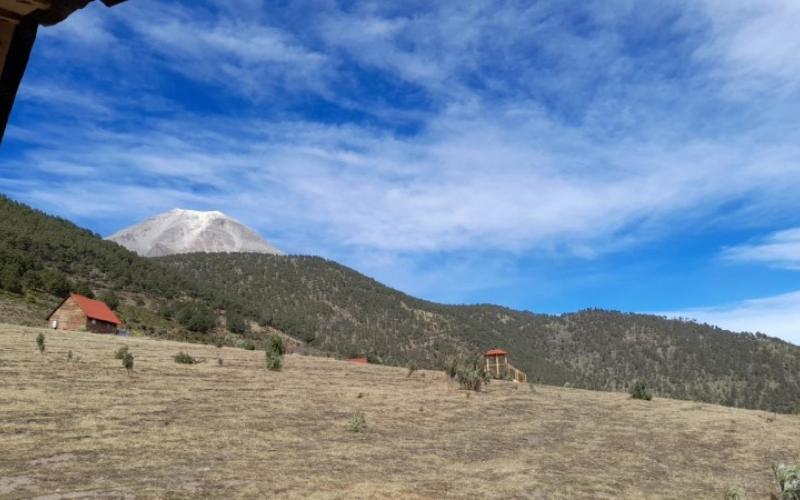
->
485, 348, 509, 357
70, 293, 122, 325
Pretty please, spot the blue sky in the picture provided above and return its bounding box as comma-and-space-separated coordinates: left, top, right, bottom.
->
2, 0, 800, 342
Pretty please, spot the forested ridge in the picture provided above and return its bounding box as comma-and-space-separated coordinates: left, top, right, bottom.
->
2, 194, 799, 413
159, 252, 800, 413
0, 195, 255, 342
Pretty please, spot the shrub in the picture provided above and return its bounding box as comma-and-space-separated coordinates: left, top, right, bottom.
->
723, 485, 746, 500
36, 333, 45, 354
122, 351, 134, 375
268, 334, 285, 356
456, 355, 490, 392
217, 358, 223, 366
176, 303, 216, 333
114, 345, 129, 360
173, 351, 197, 364
265, 350, 282, 371
407, 361, 417, 377
443, 357, 458, 380
0, 263, 23, 293
264, 334, 284, 371
630, 381, 653, 401
158, 302, 174, 320
73, 281, 94, 298
773, 463, 800, 499
42, 269, 69, 297
347, 412, 367, 433
226, 311, 246, 334
243, 341, 256, 351
100, 291, 120, 310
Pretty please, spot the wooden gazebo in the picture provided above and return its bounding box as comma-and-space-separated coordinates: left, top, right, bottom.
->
484, 348, 527, 383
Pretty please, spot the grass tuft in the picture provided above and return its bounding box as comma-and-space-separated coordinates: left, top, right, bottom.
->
347, 412, 367, 433
773, 463, 800, 499
723, 485, 746, 500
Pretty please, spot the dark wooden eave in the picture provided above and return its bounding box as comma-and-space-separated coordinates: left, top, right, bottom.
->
0, 0, 127, 143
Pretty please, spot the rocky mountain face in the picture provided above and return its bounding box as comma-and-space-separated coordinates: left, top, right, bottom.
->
107, 209, 283, 257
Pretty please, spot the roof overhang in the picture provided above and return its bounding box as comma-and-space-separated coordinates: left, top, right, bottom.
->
485, 348, 509, 357
1, 0, 127, 142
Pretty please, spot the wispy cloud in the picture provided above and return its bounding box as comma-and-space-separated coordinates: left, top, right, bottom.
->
4, 0, 800, 339
700, 0, 800, 96
661, 290, 800, 345
121, 2, 331, 99
722, 229, 800, 270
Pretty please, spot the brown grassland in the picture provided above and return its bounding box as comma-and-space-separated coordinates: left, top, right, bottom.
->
1, 323, 798, 499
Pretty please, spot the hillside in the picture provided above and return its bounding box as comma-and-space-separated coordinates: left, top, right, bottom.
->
0, 195, 272, 345
2, 195, 800, 413
1, 324, 798, 498
159, 252, 800, 413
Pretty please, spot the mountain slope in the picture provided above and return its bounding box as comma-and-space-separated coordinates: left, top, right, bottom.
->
107, 209, 283, 257
2, 195, 799, 413
0, 196, 268, 344
158, 252, 800, 413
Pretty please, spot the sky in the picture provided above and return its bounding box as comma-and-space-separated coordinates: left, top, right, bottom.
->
1, 0, 800, 343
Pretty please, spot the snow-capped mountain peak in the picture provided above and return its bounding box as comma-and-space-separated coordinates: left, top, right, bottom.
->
107, 209, 283, 257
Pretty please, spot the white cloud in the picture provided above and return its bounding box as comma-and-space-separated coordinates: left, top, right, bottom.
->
6, 0, 800, 316
660, 290, 800, 345
721, 229, 800, 270
17, 82, 114, 117
699, 0, 800, 95
39, 3, 118, 46
125, 3, 332, 99
6, 99, 800, 258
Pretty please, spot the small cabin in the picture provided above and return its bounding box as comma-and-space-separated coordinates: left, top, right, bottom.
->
47, 293, 122, 334
485, 348, 527, 383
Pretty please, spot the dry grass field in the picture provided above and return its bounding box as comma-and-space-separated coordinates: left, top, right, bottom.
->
1, 324, 798, 499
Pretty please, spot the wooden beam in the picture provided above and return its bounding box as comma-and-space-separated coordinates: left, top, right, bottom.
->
0, 19, 14, 78
0, 1, 50, 18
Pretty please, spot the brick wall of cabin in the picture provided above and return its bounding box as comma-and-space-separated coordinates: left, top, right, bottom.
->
48, 297, 87, 331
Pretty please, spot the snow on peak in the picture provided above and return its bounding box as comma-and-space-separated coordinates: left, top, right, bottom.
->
107, 209, 284, 257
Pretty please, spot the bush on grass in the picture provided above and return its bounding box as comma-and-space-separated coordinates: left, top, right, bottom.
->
774, 463, 800, 500
114, 345, 129, 360
122, 351, 134, 375
173, 351, 198, 364
36, 333, 45, 354
265, 350, 282, 371
456, 355, 490, 392
630, 381, 653, 401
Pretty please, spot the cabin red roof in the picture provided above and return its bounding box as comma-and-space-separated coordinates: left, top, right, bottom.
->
485, 348, 509, 357
70, 293, 122, 325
